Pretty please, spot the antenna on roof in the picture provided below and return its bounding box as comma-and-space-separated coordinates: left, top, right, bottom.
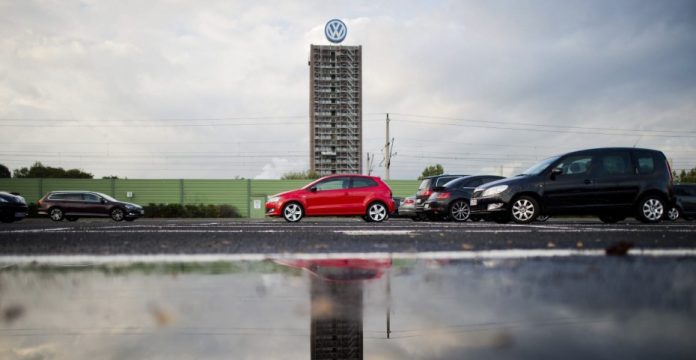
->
632, 135, 642, 148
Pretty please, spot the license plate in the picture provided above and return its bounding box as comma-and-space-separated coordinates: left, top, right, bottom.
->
470, 199, 478, 206
424, 204, 430, 209
416, 199, 422, 204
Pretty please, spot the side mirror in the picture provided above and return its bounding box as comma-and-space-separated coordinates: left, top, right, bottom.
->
550, 168, 562, 180
309, 186, 317, 192
101, 198, 107, 204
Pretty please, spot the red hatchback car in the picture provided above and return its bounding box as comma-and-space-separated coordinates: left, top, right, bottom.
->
265, 175, 396, 222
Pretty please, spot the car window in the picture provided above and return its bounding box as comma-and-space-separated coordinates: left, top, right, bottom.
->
351, 177, 377, 189
48, 193, 65, 200
553, 155, 593, 176
463, 178, 483, 188
595, 152, 632, 177
635, 151, 656, 174
315, 177, 350, 191
83, 193, 101, 202
418, 179, 431, 190
435, 177, 456, 186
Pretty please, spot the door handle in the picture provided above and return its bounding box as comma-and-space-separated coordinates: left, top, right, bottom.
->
584, 179, 592, 185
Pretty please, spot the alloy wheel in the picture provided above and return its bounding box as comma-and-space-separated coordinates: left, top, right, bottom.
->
111, 208, 125, 222
450, 200, 470, 222
368, 203, 387, 222
511, 197, 537, 223
667, 207, 680, 221
49, 208, 64, 221
641, 198, 664, 222
283, 203, 303, 222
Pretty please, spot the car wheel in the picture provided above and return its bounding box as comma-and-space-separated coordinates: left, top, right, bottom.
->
510, 196, 539, 224
449, 200, 470, 222
667, 207, 680, 221
282, 202, 303, 223
636, 196, 665, 223
599, 215, 626, 224
49, 207, 65, 221
367, 202, 388, 222
110, 208, 125, 222
536, 215, 550, 222
0, 217, 14, 223
66, 216, 79, 222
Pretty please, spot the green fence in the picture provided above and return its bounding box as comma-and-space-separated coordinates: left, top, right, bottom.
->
0, 178, 419, 218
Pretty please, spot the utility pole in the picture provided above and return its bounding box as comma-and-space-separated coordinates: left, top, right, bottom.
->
366, 153, 375, 175
384, 113, 391, 179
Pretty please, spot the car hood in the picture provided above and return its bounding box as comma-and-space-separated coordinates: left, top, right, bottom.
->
270, 189, 304, 198
117, 201, 143, 209
476, 175, 528, 190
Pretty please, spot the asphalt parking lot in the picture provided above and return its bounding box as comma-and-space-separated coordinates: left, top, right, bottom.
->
0, 218, 694, 256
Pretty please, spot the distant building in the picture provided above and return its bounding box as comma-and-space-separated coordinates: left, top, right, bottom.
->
309, 45, 362, 175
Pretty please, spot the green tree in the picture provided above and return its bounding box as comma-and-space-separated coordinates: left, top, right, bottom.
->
281, 170, 320, 180
676, 167, 696, 183
13, 162, 93, 179
0, 164, 10, 178
418, 164, 444, 180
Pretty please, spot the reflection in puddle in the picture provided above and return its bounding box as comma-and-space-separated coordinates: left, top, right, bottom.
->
0, 256, 695, 359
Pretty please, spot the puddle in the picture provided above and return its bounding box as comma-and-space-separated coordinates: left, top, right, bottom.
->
0, 256, 695, 359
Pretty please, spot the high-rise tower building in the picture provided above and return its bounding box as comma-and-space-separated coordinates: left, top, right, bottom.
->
309, 44, 362, 175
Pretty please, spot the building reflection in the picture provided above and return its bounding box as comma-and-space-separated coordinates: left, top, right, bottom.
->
276, 259, 391, 360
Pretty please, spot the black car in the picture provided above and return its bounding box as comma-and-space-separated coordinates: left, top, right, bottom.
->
470, 147, 673, 224
668, 184, 696, 221
423, 175, 505, 221
0, 191, 29, 223
415, 174, 468, 219
37, 191, 144, 222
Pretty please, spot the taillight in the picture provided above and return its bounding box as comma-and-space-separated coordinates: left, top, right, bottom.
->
421, 189, 432, 197
404, 198, 415, 205
436, 192, 450, 199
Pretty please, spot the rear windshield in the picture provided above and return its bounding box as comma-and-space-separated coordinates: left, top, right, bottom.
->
418, 179, 431, 190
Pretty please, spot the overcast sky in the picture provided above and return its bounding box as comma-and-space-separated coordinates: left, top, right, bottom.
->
1, 0, 695, 179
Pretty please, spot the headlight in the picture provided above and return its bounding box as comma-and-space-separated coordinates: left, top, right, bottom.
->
125, 204, 136, 209
267, 196, 280, 203
482, 185, 509, 197
0, 197, 7, 203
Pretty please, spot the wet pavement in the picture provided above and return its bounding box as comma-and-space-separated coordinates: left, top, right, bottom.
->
1, 254, 695, 359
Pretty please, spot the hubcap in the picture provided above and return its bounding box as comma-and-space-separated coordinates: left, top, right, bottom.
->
50, 209, 62, 221
642, 199, 664, 221
284, 204, 302, 222
512, 199, 535, 221
451, 201, 470, 221
667, 207, 679, 221
369, 204, 386, 221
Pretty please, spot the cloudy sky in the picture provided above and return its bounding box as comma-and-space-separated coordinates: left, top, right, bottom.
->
1, 0, 695, 179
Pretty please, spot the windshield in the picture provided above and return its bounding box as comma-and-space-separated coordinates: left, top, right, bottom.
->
96, 192, 119, 202
520, 156, 560, 176
417, 179, 431, 190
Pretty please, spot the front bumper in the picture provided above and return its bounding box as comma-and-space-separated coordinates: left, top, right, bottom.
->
126, 208, 145, 219
265, 201, 281, 217
469, 196, 509, 214
0, 204, 29, 220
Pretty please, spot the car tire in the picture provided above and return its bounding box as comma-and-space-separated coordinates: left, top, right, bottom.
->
510, 196, 539, 224
49, 207, 65, 222
636, 195, 666, 223
110, 208, 125, 222
667, 207, 680, 221
449, 200, 470, 222
366, 202, 388, 222
599, 215, 626, 224
282, 202, 303, 223
66, 216, 79, 222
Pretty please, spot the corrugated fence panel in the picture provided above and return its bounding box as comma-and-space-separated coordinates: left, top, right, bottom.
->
42, 179, 113, 197
183, 180, 248, 216
385, 180, 420, 198
115, 179, 181, 205
0, 179, 42, 202
251, 180, 310, 199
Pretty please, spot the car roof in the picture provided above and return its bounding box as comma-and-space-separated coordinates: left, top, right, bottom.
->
562, 147, 663, 156
422, 174, 468, 179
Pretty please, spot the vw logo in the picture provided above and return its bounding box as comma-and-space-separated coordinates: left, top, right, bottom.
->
324, 19, 347, 43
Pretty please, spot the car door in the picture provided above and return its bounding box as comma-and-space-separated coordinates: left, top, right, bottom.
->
543, 153, 597, 211
346, 177, 379, 214
304, 177, 351, 215
82, 193, 107, 216
591, 151, 638, 208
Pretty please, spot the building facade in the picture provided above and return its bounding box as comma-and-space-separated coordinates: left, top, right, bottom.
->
309, 45, 362, 175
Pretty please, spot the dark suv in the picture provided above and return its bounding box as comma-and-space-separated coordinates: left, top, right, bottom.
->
470, 148, 673, 224
38, 191, 144, 222
0, 191, 28, 223
415, 174, 468, 219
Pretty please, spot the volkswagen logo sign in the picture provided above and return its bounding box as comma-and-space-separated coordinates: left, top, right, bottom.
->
324, 19, 347, 43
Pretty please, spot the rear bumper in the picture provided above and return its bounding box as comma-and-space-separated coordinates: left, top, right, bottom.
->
0, 205, 29, 220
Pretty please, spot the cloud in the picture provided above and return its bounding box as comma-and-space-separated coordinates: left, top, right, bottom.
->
254, 158, 308, 179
